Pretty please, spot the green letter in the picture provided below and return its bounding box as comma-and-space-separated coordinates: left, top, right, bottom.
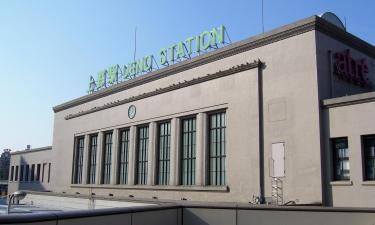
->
211, 25, 225, 46
88, 76, 96, 93
96, 70, 107, 89
200, 30, 211, 50
160, 48, 168, 65
176, 42, 186, 60
143, 55, 153, 71
185, 37, 194, 55
169, 44, 177, 62
136, 58, 144, 75
108, 64, 118, 85
195, 35, 200, 53
123, 65, 130, 80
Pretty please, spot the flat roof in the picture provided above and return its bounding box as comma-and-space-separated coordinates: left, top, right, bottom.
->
11, 146, 52, 156
53, 15, 375, 113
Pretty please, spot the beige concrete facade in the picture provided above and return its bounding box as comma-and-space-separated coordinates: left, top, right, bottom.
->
9, 15, 375, 207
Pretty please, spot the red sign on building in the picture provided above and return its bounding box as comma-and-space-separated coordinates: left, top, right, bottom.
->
334, 50, 371, 87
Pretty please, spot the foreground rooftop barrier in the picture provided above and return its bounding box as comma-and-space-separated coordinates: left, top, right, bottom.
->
1, 202, 375, 225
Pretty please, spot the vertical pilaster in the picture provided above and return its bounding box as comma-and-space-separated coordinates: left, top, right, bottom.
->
111, 129, 119, 185
196, 113, 207, 186
95, 131, 104, 184
170, 118, 180, 185
128, 126, 136, 185
82, 134, 90, 184
147, 122, 157, 185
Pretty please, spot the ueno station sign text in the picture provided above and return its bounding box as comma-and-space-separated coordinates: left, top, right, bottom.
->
88, 25, 227, 93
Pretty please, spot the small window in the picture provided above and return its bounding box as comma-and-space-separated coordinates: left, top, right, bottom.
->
15, 166, 19, 181
20, 165, 24, 182
362, 135, 375, 181
42, 163, 46, 182
36, 164, 41, 181
25, 165, 30, 182
331, 137, 350, 181
10, 166, 14, 181
48, 163, 51, 183
31, 164, 35, 181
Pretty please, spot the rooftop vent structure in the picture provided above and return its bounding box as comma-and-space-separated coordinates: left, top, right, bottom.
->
318, 12, 346, 30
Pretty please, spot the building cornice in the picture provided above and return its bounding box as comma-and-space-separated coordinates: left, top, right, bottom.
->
322, 91, 375, 108
53, 15, 375, 113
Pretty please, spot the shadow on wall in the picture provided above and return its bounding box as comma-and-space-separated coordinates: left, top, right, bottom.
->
322, 109, 333, 206
11, 156, 51, 193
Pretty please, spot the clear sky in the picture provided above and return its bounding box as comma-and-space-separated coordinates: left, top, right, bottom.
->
0, 0, 374, 151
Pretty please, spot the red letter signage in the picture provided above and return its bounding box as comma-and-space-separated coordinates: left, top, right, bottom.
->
334, 50, 371, 87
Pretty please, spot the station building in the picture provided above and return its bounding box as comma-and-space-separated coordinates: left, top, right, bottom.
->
8, 13, 375, 207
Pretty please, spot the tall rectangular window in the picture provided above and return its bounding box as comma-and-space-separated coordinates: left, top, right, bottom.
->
36, 164, 41, 181
118, 129, 130, 184
363, 135, 375, 181
15, 166, 19, 181
72, 136, 85, 184
136, 126, 149, 185
87, 135, 98, 184
102, 132, 113, 184
20, 165, 24, 182
10, 166, 14, 181
31, 164, 35, 181
157, 122, 171, 185
25, 165, 30, 182
208, 112, 226, 186
181, 118, 196, 185
332, 137, 350, 181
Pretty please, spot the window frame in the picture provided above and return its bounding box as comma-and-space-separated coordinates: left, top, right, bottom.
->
180, 116, 197, 186
87, 134, 98, 184
101, 131, 113, 184
72, 136, 85, 184
156, 121, 171, 185
135, 125, 149, 185
118, 128, 130, 185
361, 134, 375, 181
207, 110, 227, 186
331, 137, 350, 181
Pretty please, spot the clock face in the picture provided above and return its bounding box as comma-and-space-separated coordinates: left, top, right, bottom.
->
128, 105, 136, 119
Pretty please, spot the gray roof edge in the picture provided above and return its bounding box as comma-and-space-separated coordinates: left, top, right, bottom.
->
11, 146, 53, 155
53, 15, 375, 113
322, 91, 375, 108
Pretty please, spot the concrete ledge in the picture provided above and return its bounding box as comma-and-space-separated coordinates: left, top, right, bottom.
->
329, 180, 353, 186
70, 184, 229, 192
361, 181, 375, 186
322, 91, 375, 108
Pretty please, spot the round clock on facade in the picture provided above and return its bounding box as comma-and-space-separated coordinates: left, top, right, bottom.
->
128, 105, 136, 119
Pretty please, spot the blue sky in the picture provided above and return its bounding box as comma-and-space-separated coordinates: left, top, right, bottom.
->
1, 0, 374, 151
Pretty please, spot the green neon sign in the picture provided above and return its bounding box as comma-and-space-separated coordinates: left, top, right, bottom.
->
88, 25, 226, 93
